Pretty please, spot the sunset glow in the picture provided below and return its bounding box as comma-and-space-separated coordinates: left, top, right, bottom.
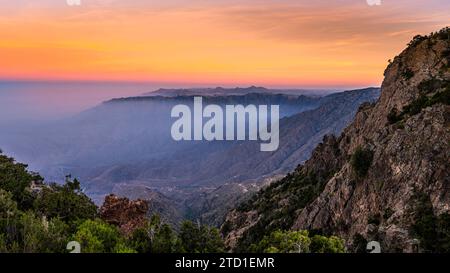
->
1, 0, 449, 88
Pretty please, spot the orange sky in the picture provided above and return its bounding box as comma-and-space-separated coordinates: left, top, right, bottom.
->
0, 0, 449, 88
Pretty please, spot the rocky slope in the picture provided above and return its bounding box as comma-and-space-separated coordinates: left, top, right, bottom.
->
222, 28, 450, 253
99, 194, 149, 236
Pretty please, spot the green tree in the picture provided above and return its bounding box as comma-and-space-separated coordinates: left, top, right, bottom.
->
33, 179, 97, 224
254, 230, 312, 253
0, 154, 39, 210
253, 230, 345, 253
152, 224, 180, 253
128, 215, 182, 253
0, 191, 69, 254
179, 221, 224, 253
72, 219, 131, 253
310, 235, 346, 253
350, 146, 374, 178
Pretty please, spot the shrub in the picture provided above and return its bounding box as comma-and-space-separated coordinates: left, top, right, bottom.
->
350, 147, 374, 178
253, 230, 345, 253
401, 86, 450, 118
309, 235, 346, 253
71, 219, 128, 253
368, 214, 381, 226
352, 233, 368, 253
33, 178, 97, 224
0, 155, 39, 210
407, 35, 426, 47
418, 79, 444, 94
402, 68, 415, 80
179, 221, 224, 253
383, 208, 394, 220
410, 194, 450, 253
387, 108, 401, 124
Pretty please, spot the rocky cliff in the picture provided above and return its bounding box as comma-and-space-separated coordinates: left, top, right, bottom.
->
222, 28, 450, 253
100, 194, 149, 236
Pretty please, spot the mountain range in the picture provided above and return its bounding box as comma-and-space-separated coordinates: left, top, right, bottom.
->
221, 28, 450, 253
0, 87, 379, 226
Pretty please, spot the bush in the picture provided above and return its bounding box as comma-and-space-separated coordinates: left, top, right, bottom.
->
401, 86, 450, 117
0, 193, 69, 253
33, 178, 97, 224
72, 219, 129, 253
402, 68, 415, 80
352, 233, 368, 253
368, 214, 381, 226
309, 235, 346, 253
387, 108, 401, 124
350, 147, 374, 178
179, 221, 224, 253
418, 79, 445, 93
129, 214, 182, 254
411, 194, 450, 253
0, 155, 39, 210
407, 35, 426, 47
253, 230, 345, 253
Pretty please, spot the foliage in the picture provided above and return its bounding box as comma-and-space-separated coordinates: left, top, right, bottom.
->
351, 233, 368, 253
387, 108, 402, 124
309, 234, 346, 253
0, 191, 69, 253
179, 221, 224, 253
0, 154, 39, 210
350, 146, 374, 178
232, 139, 342, 252
411, 194, 450, 253
401, 68, 415, 80
33, 178, 98, 224
387, 81, 450, 124
367, 214, 381, 226
407, 35, 426, 47
71, 219, 126, 253
251, 230, 345, 253
251, 230, 311, 253
0, 153, 227, 253
128, 214, 182, 253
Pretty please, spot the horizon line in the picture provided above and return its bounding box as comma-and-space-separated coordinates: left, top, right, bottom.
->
0, 78, 380, 91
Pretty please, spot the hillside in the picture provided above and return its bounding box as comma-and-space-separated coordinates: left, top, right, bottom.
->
0, 89, 378, 226
222, 28, 450, 253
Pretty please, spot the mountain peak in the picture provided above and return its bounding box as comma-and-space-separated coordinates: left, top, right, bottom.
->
222, 27, 450, 253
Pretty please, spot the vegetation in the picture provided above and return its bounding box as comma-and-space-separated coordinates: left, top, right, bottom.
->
250, 230, 345, 253
350, 146, 374, 178
128, 215, 224, 253
72, 219, 135, 253
0, 154, 40, 210
33, 178, 97, 224
388, 82, 450, 125
229, 137, 343, 252
407, 35, 427, 47
0, 152, 225, 253
411, 194, 450, 253
179, 220, 224, 253
401, 68, 415, 81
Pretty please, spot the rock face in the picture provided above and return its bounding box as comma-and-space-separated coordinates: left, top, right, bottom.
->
222, 28, 450, 253
100, 194, 149, 236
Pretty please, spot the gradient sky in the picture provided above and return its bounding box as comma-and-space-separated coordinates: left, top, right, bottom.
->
0, 0, 449, 88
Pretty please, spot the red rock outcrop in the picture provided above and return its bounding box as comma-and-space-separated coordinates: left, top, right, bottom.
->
100, 194, 149, 236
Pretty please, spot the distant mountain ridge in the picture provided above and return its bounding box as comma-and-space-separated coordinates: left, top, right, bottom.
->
0, 87, 380, 226
141, 86, 335, 97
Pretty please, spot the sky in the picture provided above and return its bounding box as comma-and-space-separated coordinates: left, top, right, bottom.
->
0, 0, 449, 88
